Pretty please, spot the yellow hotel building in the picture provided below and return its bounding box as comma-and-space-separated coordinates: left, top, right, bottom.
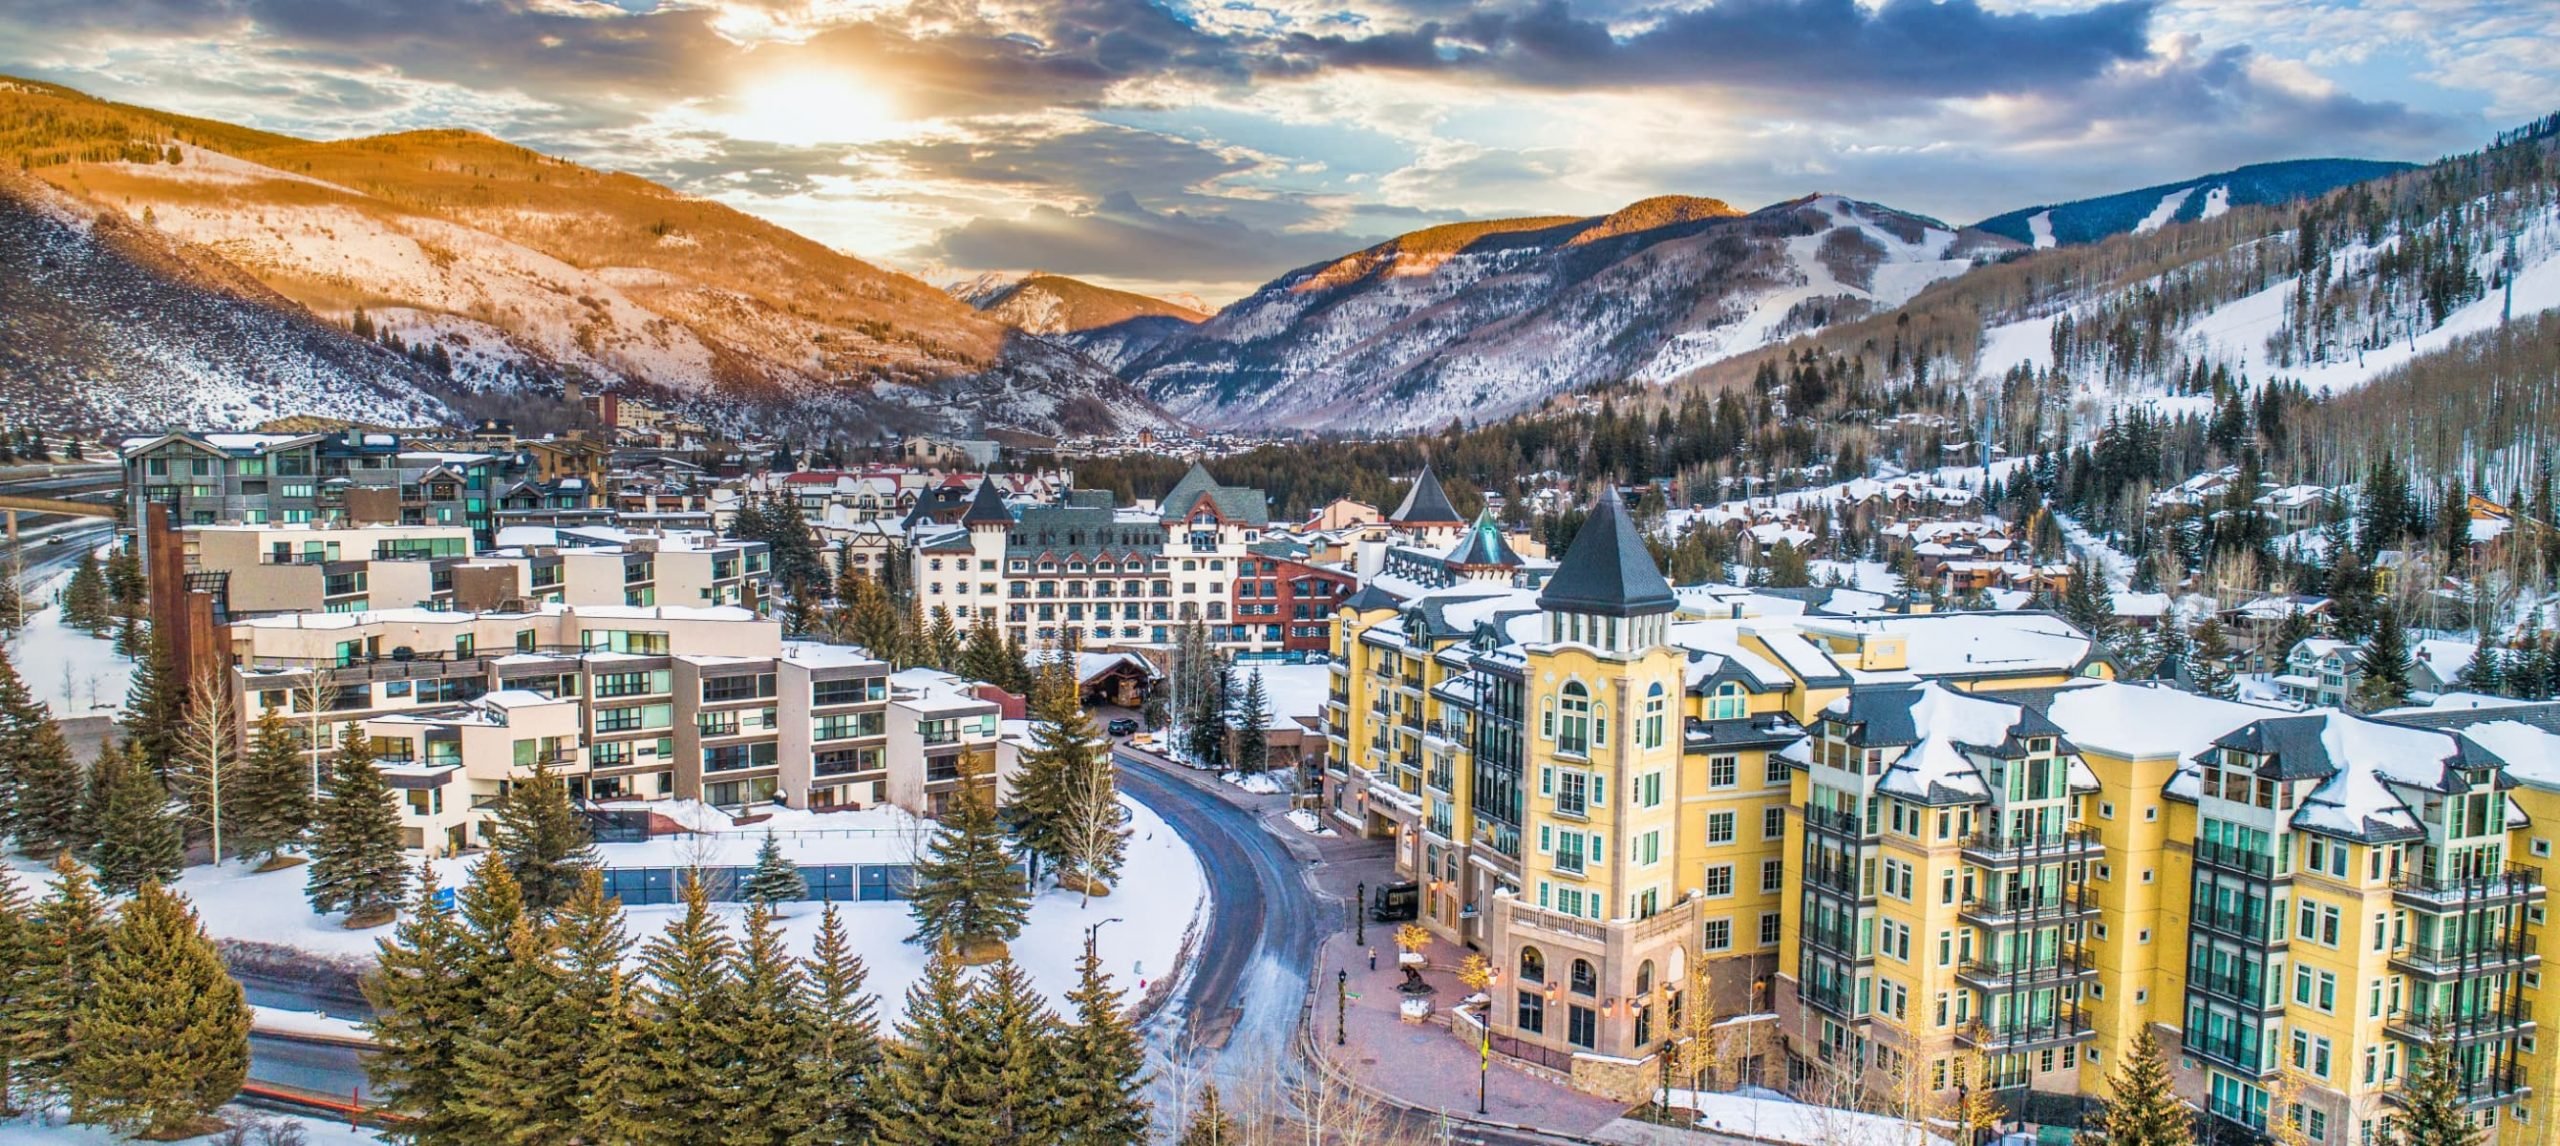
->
1323, 476, 2555, 1144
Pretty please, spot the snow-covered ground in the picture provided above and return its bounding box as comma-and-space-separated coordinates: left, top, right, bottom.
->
1653, 1088, 1952, 1146
2051, 510, 2136, 591
5, 561, 136, 720
3, 795, 1205, 1022
0, 1109, 383, 1145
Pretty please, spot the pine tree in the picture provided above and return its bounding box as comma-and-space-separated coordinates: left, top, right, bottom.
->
0, 868, 42, 1114
907, 754, 1028, 956
66, 882, 250, 1138
639, 876, 742, 1142
2084, 1025, 2193, 1146
744, 829, 806, 907
2389, 1029, 2478, 1146
488, 753, 599, 915
573, 975, 659, 1146
2356, 611, 2416, 712
231, 709, 315, 866
306, 724, 407, 924
2190, 617, 2239, 700
83, 742, 180, 896
960, 612, 1013, 687
877, 942, 1003, 1146
925, 607, 963, 672
118, 628, 185, 777
449, 913, 575, 1143
2439, 475, 2471, 571
727, 902, 809, 1146
1234, 669, 1271, 774
0, 654, 82, 858
1179, 1084, 1235, 1146
970, 954, 1064, 1142
1055, 941, 1150, 1145
1008, 662, 1098, 883
364, 865, 472, 1142
2062, 556, 2118, 638
790, 906, 882, 1146
20, 854, 107, 1104
60, 554, 108, 633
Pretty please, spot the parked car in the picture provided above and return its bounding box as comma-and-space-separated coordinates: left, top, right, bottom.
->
1106, 717, 1141, 737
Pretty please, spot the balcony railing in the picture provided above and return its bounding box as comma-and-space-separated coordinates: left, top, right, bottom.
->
1962, 825, 2102, 865
2185, 1026, 2275, 1079
1802, 803, 1873, 840
1959, 888, 2096, 927
2192, 838, 2278, 878
2392, 863, 2545, 907
1804, 860, 1864, 899
1956, 945, 2095, 989
2189, 900, 2280, 944
2384, 1006, 2537, 1046
1955, 1003, 2093, 1050
2390, 934, 2538, 977
2185, 964, 2280, 1011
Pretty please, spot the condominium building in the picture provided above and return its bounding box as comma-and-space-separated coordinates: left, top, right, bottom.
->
172, 522, 769, 617
229, 604, 1006, 851
1322, 498, 2555, 1143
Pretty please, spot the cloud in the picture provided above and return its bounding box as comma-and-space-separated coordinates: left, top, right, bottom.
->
933, 190, 1387, 287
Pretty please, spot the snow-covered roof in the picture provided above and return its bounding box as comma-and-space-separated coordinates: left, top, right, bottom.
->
2041, 682, 2267, 761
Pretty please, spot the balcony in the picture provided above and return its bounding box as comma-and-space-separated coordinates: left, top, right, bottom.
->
2184, 1026, 2275, 1080
1955, 1003, 2094, 1051
2184, 965, 2281, 1012
2379, 1064, 2534, 1109
2384, 1006, 2537, 1047
2191, 838, 2279, 878
1803, 860, 1865, 900
1955, 946, 2097, 991
2391, 862, 2545, 911
1962, 825, 2102, 867
1800, 919, 1866, 961
1802, 803, 1874, 841
2188, 901, 2281, 945
2389, 934, 2538, 979
1959, 887, 2097, 928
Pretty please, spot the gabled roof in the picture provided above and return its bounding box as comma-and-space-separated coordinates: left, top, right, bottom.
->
1443, 509, 1523, 568
1341, 584, 1405, 612
1390, 466, 1464, 526
962, 478, 1014, 526
1158, 461, 1270, 526
1535, 487, 1676, 617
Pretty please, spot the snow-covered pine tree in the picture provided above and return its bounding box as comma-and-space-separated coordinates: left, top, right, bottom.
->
118, 629, 184, 777
362, 865, 471, 1140
1007, 661, 1100, 885
2190, 618, 2239, 700
2390, 1028, 2480, 1146
906, 753, 1027, 957
83, 742, 180, 896
744, 829, 807, 908
1054, 941, 1150, 1145
789, 905, 882, 1146
639, 876, 743, 1142
305, 724, 407, 924
877, 942, 1001, 1146
727, 902, 810, 1142
2084, 1025, 2193, 1146
59, 555, 108, 633
487, 753, 599, 915
65, 882, 250, 1139
230, 709, 315, 867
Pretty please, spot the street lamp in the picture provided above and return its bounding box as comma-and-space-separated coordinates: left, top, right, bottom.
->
1355, 880, 1367, 945
1337, 968, 1349, 1047
1084, 917, 1123, 959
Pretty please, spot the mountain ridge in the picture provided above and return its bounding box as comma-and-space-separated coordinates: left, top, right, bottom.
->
1974, 157, 2418, 249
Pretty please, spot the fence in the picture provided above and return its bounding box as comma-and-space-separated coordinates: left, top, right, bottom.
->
598, 863, 919, 905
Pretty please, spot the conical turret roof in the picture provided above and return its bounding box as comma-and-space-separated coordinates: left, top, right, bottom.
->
1536, 488, 1677, 617
1444, 508, 1523, 569
962, 478, 1014, 525
1389, 466, 1464, 526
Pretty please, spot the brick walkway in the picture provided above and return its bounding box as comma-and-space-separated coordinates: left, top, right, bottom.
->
1312, 929, 1632, 1136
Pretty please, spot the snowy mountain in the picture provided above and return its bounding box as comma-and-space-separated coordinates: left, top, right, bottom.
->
952, 273, 1210, 373
0, 77, 1176, 439
0, 173, 456, 430
1975, 159, 2415, 249
1127, 194, 2016, 432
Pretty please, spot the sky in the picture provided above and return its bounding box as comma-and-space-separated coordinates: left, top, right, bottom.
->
2, 1, 2549, 304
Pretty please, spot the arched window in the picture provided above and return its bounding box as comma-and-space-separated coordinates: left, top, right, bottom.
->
1643, 683, 1667, 750
1570, 958, 1598, 996
1710, 681, 1748, 721
1558, 682, 1591, 755
1636, 960, 1656, 996
1592, 701, 1608, 749
1519, 946, 1546, 984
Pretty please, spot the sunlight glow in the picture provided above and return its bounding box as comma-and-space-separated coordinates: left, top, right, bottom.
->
720, 70, 901, 147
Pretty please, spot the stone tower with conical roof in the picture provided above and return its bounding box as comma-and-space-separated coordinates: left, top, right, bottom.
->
1388, 465, 1466, 548
1535, 487, 1677, 652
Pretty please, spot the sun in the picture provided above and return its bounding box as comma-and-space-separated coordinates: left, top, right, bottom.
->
721, 70, 902, 147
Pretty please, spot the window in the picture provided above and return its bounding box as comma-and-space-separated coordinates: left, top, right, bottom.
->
1567, 1005, 1597, 1050
1703, 919, 1732, 950
1766, 754, 1791, 786
1518, 947, 1545, 983
1708, 681, 1746, 720
1762, 859, 1785, 893
1707, 811, 1736, 843
700, 673, 777, 703
1637, 771, 1664, 808
1557, 681, 1591, 755
1765, 806, 1788, 839
1704, 865, 1733, 897
1570, 959, 1598, 996
1761, 912, 1783, 944
1643, 682, 1667, 749
1517, 991, 1545, 1034
812, 677, 886, 706
1709, 755, 1738, 788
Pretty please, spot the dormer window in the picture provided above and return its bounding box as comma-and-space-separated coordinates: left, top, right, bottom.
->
1709, 682, 1747, 721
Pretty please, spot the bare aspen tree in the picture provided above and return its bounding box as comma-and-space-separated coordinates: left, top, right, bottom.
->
176, 666, 239, 862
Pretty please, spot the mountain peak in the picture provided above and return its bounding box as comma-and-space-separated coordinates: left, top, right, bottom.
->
1568, 195, 1740, 245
